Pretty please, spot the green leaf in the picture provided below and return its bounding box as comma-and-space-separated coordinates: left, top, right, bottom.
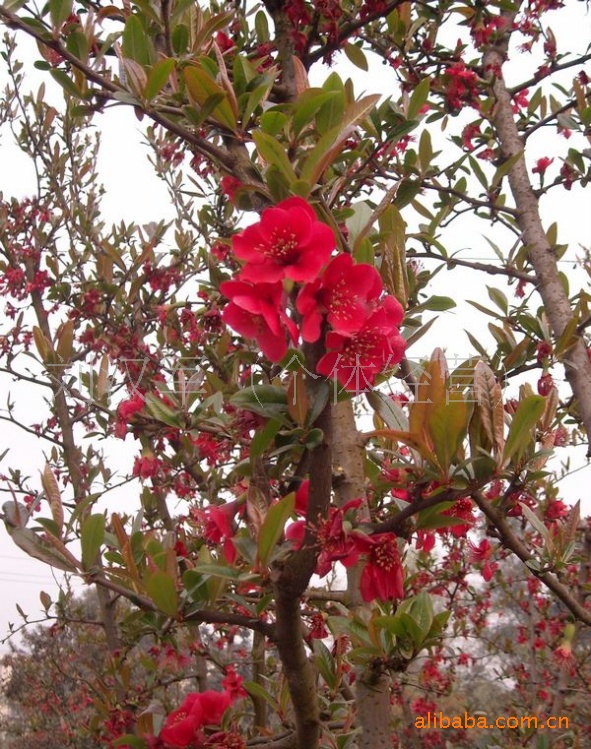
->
81, 513, 105, 570
183, 569, 208, 602
254, 10, 270, 42
242, 78, 275, 125
192, 563, 240, 580
122, 15, 152, 67
487, 285, 508, 314
503, 395, 545, 465
146, 571, 178, 617
366, 390, 409, 431
301, 94, 380, 184
144, 393, 182, 427
258, 492, 295, 566
407, 77, 430, 120
418, 129, 434, 172
343, 43, 368, 71
183, 66, 236, 130
519, 502, 550, 544
428, 397, 469, 471
49, 69, 83, 98
408, 591, 434, 637
8, 527, 77, 572
145, 58, 175, 100
468, 154, 489, 191
292, 90, 340, 137
312, 639, 337, 690
172, 24, 189, 54
49, 0, 72, 29
252, 131, 297, 183
243, 681, 278, 711
260, 110, 288, 136
251, 418, 283, 457
112, 735, 147, 748
230, 386, 288, 420
414, 295, 456, 312
66, 30, 89, 62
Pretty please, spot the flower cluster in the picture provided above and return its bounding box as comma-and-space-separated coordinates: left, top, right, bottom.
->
220, 197, 406, 391
286, 493, 404, 602
159, 675, 243, 748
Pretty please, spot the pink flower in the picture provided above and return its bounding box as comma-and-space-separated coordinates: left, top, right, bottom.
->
553, 642, 575, 670
221, 279, 298, 362
461, 122, 481, 151
232, 197, 335, 283
296, 254, 383, 343
316, 296, 406, 391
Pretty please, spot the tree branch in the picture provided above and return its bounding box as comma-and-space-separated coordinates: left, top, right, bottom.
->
471, 492, 591, 627
407, 248, 536, 283
483, 9, 591, 456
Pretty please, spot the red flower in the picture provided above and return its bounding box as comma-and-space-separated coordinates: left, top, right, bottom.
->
216, 31, 235, 53
193, 500, 241, 564
221, 279, 297, 362
461, 122, 481, 151
118, 393, 145, 421
160, 693, 204, 748
467, 538, 497, 581
440, 498, 475, 537
232, 197, 335, 283
296, 254, 383, 342
286, 499, 362, 577
352, 532, 404, 602
545, 499, 569, 522
532, 157, 553, 175
294, 480, 309, 516
553, 642, 575, 670
316, 296, 406, 391
221, 175, 242, 203
132, 455, 162, 480
160, 689, 236, 748
443, 61, 480, 110
222, 667, 246, 698
537, 373, 554, 395
512, 88, 529, 112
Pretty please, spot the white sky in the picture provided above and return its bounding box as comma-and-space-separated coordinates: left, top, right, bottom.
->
0, 4, 590, 651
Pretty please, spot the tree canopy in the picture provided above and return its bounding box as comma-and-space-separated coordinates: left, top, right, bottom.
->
0, 0, 591, 747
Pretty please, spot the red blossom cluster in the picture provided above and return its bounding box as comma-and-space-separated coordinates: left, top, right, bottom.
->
442, 61, 480, 112
158, 678, 242, 748
220, 197, 406, 391
286, 493, 404, 602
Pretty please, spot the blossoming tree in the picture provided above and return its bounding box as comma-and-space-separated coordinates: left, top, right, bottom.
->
0, 0, 591, 747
